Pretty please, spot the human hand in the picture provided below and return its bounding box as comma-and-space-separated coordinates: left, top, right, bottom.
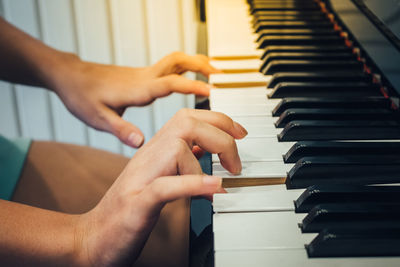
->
74, 109, 247, 267
53, 52, 220, 148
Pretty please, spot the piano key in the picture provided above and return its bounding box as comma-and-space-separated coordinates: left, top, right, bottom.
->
286, 156, 400, 189
275, 108, 395, 128
213, 160, 294, 179
272, 97, 390, 116
284, 141, 400, 163
262, 60, 364, 75
261, 52, 354, 69
213, 211, 315, 250
258, 35, 344, 48
268, 81, 380, 98
209, 72, 270, 87
252, 10, 324, 17
253, 15, 328, 24
215, 249, 400, 267
251, 5, 320, 14
261, 45, 353, 59
295, 185, 400, 213
212, 104, 276, 116
278, 120, 400, 142
301, 203, 400, 233
256, 29, 338, 42
268, 71, 371, 88
210, 59, 262, 73
306, 228, 400, 257
212, 136, 294, 162
255, 21, 333, 31
213, 189, 303, 212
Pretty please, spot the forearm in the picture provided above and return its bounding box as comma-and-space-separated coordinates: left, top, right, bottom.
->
0, 17, 80, 91
0, 200, 84, 267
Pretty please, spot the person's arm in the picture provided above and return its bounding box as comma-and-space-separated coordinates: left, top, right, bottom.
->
0, 17, 220, 148
0, 109, 246, 266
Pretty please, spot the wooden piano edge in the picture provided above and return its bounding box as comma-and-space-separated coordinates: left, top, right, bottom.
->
222, 177, 286, 188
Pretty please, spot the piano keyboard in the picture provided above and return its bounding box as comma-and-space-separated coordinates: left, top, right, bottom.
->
206, 0, 400, 266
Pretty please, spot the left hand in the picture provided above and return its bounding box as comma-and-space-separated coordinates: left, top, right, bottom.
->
53, 52, 220, 148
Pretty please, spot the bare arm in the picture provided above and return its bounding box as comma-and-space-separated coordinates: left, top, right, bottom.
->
0, 200, 81, 266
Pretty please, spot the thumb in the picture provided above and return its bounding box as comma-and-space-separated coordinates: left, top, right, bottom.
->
101, 108, 145, 148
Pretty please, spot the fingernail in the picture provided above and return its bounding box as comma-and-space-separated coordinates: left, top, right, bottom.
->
203, 175, 222, 186
233, 121, 248, 137
128, 132, 144, 148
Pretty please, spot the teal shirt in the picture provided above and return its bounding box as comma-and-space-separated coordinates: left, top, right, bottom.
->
0, 136, 31, 200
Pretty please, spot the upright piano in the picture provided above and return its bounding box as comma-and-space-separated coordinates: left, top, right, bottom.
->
191, 0, 400, 266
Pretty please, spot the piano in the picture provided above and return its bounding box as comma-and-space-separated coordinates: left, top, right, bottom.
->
190, 0, 400, 266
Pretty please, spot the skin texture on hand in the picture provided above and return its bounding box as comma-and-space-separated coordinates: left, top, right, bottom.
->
52, 52, 221, 148
75, 109, 247, 267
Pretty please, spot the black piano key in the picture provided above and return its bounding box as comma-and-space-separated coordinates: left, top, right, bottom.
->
252, 11, 323, 17
306, 228, 400, 257
295, 185, 400, 213
300, 203, 400, 233
286, 156, 400, 189
272, 97, 390, 116
262, 60, 363, 75
255, 21, 332, 31
256, 29, 337, 42
253, 14, 327, 24
275, 108, 396, 128
251, 4, 320, 14
268, 72, 370, 88
259, 36, 345, 49
261, 52, 355, 69
261, 45, 353, 60
284, 141, 400, 163
278, 120, 400, 142
268, 82, 380, 98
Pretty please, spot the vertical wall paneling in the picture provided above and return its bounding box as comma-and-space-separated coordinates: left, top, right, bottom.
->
2, 0, 54, 140
0, 81, 20, 138
37, 0, 88, 145
180, 0, 197, 109
72, 0, 122, 154
108, 0, 154, 156
145, 0, 187, 132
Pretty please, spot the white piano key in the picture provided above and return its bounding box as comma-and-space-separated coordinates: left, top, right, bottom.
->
213, 211, 314, 250
210, 87, 268, 96
212, 137, 294, 162
210, 59, 262, 72
226, 184, 287, 193
212, 104, 275, 116
243, 125, 281, 138
231, 115, 279, 127
213, 161, 294, 178
215, 249, 400, 267
213, 189, 303, 212
209, 73, 270, 87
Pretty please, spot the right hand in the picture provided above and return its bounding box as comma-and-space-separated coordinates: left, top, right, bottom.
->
75, 109, 247, 267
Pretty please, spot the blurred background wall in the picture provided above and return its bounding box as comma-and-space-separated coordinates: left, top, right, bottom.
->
0, 0, 205, 156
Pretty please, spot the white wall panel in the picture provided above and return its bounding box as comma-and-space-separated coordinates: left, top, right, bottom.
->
109, 0, 154, 156
3, 0, 55, 140
146, 0, 187, 131
0, 81, 20, 138
73, 0, 122, 153
37, 0, 88, 145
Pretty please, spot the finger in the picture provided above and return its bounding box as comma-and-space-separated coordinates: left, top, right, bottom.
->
192, 145, 205, 159
141, 175, 222, 210
179, 54, 222, 77
156, 52, 221, 77
175, 109, 247, 140
185, 120, 242, 174
100, 107, 145, 148
149, 74, 212, 98
176, 141, 203, 175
